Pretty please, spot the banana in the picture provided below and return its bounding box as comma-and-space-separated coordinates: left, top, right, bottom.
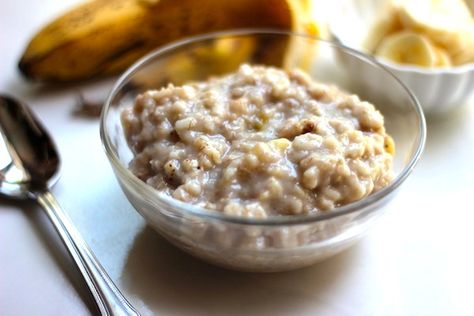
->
375, 31, 437, 67
398, 0, 473, 54
269, 138, 291, 152
399, 0, 472, 30
433, 47, 452, 67
130, 36, 260, 88
368, 0, 474, 67
363, 5, 403, 53
19, 0, 322, 83
450, 23, 474, 65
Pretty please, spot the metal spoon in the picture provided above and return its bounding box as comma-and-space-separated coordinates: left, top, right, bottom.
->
0, 95, 139, 316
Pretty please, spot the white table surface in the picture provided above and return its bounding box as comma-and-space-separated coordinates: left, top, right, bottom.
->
1, 1, 474, 315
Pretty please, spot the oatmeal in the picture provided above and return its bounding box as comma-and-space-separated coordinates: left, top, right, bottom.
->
121, 64, 394, 218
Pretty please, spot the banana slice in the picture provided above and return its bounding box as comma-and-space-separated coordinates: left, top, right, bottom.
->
398, 0, 473, 54
364, 5, 403, 53
375, 31, 437, 67
451, 24, 474, 65
453, 47, 474, 65
269, 138, 291, 152
434, 47, 452, 67
399, 0, 472, 32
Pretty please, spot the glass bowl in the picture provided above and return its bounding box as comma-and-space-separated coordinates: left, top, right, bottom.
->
100, 30, 426, 272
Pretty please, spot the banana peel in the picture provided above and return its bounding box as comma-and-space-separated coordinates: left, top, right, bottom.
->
19, 0, 323, 83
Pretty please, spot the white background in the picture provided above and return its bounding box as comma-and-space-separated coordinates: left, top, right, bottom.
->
1, 1, 474, 315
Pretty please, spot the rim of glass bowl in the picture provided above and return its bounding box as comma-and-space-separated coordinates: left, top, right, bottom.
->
100, 29, 426, 226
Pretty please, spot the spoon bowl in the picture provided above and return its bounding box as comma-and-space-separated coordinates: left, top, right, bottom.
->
0, 95, 60, 198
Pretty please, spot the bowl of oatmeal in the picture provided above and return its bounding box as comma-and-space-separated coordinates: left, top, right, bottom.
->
100, 30, 425, 272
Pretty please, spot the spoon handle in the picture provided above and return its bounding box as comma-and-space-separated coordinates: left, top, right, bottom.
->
36, 190, 140, 316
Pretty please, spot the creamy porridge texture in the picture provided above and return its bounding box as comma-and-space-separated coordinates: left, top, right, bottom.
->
121, 64, 394, 218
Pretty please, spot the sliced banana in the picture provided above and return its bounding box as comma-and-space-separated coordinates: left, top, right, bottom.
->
434, 47, 452, 67
398, 0, 473, 53
364, 5, 403, 53
452, 47, 474, 65
451, 23, 474, 65
368, 0, 474, 67
269, 138, 291, 152
375, 31, 437, 67
398, 0, 472, 32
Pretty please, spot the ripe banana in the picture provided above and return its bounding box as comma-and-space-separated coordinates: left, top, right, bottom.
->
19, 0, 322, 83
